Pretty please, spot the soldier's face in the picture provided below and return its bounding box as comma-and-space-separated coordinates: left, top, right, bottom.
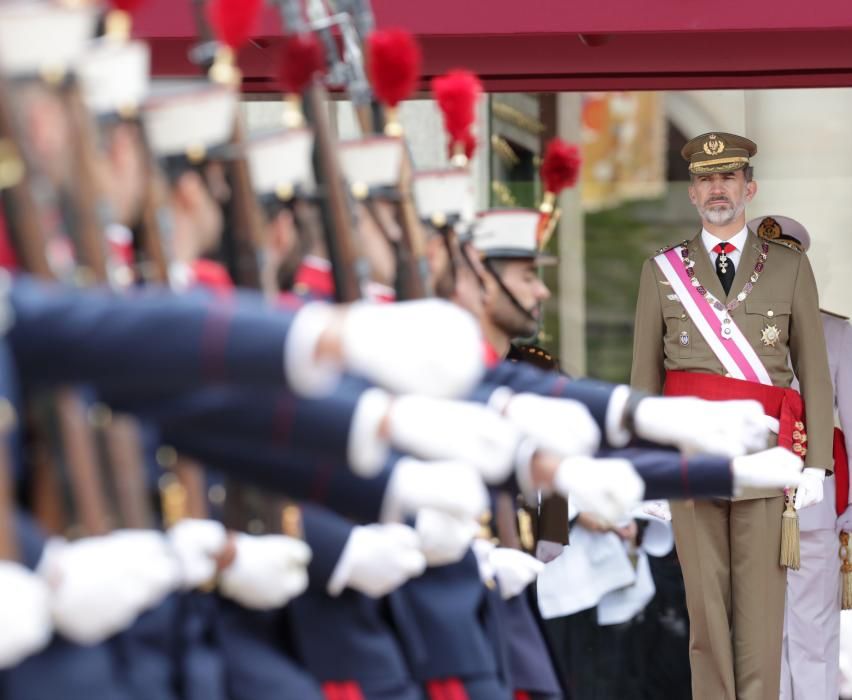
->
18, 83, 72, 188
485, 258, 550, 339
103, 122, 146, 227
689, 170, 757, 226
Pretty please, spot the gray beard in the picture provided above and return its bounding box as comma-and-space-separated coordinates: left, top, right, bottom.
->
698, 199, 746, 227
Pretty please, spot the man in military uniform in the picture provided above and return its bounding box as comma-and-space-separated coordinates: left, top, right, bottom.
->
631, 132, 834, 700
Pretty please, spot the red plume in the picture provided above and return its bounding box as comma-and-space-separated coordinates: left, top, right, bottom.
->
540, 139, 582, 195
109, 0, 146, 13
432, 70, 482, 145
366, 29, 422, 108
207, 0, 264, 51
279, 33, 325, 94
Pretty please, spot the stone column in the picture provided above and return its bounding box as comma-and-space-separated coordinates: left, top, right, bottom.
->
556, 92, 586, 375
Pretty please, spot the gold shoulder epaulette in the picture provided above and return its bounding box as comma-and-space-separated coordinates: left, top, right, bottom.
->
652, 240, 688, 258
821, 308, 850, 321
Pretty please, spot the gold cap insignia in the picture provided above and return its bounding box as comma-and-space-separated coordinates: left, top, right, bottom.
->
757, 216, 781, 240
703, 135, 726, 156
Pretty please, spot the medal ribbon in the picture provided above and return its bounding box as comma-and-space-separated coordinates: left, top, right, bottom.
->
655, 247, 772, 386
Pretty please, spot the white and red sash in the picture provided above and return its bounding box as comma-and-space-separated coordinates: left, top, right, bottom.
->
654, 246, 772, 386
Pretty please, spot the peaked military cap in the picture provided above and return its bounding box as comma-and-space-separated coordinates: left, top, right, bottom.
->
246, 128, 316, 202
748, 214, 810, 253
681, 131, 757, 175
412, 168, 475, 230
472, 209, 556, 265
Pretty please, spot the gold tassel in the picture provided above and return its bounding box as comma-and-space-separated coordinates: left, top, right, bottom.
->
840, 532, 852, 610
780, 488, 800, 570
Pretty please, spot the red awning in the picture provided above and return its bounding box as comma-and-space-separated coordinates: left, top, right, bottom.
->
134, 0, 852, 91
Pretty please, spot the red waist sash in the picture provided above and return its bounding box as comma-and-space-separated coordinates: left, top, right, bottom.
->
663, 370, 807, 457
835, 428, 849, 516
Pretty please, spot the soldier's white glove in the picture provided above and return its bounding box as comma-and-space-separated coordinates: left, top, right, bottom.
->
489, 547, 545, 600
107, 530, 183, 606
731, 446, 804, 494
415, 508, 478, 567
633, 397, 768, 457
794, 468, 825, 510
167, 519, 228, 590
471, 538, 497, 584
387, 397, 523, 484
0, 561, 52, 669
381, 458, 489, 523
496, 392, 601, 458
218, 534, 311, 610
39, 531, 179, 645
343, 300, 483, 398
328, 523, 426, 597
836, 505, 852, 534
554, 456, 645, 526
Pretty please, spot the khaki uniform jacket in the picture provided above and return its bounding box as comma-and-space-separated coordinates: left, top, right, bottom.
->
630, 230, 834, 481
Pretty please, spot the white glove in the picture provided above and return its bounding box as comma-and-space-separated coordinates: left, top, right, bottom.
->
535, 539, 564, 563
634, 397, 768, 458
329, 523, 426, 597
794, 468, 825, 510
836, 504, 852, 534
731, 446, 803, 493
489, 547, 545, 600
554, 456, 645, 526
388, 396, 523, 483
218, 534, 311, 610
0, 561, 52, 669
415, 509, 478, 566
167, 519, 228, 590
503, 394, 601, 458
106, 530, 183, 607
39, 531, 179, 645
342, 300, 484, 398
471, 538, 497, 584
381, 458, 489, 523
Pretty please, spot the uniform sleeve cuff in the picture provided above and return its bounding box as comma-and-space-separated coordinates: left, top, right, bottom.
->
326, 531, 358, 597
348, 389, 393, 477
284, 303, 343, 397
605, 385, 632, 448
567, 495, 578, 522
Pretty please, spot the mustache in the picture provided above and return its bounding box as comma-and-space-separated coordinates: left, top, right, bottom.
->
706, 197, 732, 206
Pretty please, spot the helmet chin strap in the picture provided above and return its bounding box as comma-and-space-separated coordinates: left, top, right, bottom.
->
483, 258, 540, 327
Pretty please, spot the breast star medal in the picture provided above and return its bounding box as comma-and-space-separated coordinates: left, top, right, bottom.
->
761, 323, 780, 347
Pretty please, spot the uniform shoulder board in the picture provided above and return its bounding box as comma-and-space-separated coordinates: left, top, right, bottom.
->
652, 240, 688, 258
820, 308, 850, 321
764, 237, 803, 253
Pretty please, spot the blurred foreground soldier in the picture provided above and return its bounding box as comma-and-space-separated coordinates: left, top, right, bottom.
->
631, 133, 834, 700
749, 214, 851, 700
